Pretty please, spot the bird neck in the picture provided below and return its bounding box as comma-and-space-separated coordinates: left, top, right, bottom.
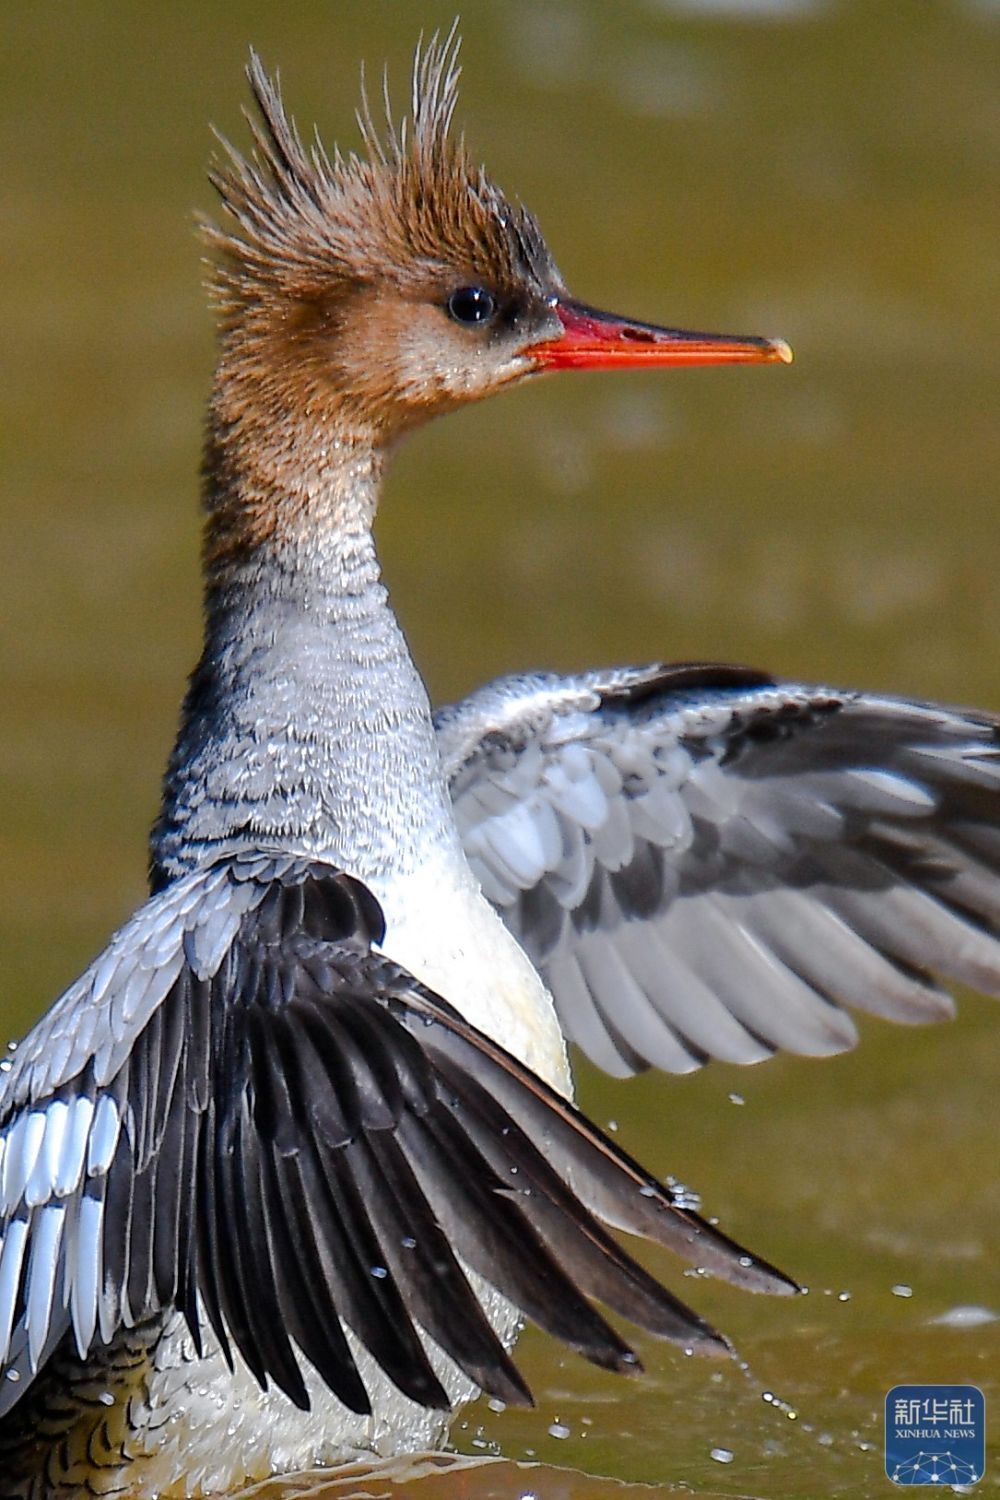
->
151, 384, 454, 889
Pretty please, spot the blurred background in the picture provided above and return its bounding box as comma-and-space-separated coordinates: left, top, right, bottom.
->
1, 2, 998, 1495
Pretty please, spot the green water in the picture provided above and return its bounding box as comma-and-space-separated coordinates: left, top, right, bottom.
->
1, 3, 998, 1496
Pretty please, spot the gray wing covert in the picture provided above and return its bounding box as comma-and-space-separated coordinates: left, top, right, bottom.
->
0, 847, 792, 1421
437, 663, 1000, 1077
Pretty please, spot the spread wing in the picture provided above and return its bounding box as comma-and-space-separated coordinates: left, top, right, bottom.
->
0, 851, 793, 1420
437, 662, 1000, 1077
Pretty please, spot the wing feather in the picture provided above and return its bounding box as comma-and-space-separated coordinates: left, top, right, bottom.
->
0, 851, 788, 1420
439, 664, 1000, 1074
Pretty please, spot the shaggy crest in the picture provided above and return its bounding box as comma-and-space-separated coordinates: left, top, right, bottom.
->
205, 29, 559, 319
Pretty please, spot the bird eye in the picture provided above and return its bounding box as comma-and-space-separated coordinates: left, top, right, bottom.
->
447, 286, 497, 326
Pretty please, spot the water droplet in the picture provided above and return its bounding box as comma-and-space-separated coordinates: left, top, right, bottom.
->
761, 1390, 798, 1419
370, 1265, 387, 1279
738, 1256, 753, 1267
663, 1174, 702, 1210
710, 1447, 734, 1464
728, 1092, 745, 1106
5, 1370, 19, 1383
928, 1304, 998, 1328
639, 1183, 657, 1197
891, 1283, 913, 1298
401, 1236, 416, 1250
817, 1432, 834, 1447
99, 1391, 114, 1406
837, 1290, 851, 1302
548, 1421, 570, 1439
607, 1119, 619, 1132
487, 1397, 506, 1413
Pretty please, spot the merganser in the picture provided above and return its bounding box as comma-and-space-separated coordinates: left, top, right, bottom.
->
2, 31, 999, 1498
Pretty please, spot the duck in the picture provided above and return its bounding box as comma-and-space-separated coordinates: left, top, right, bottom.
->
2, 30, 999, 1499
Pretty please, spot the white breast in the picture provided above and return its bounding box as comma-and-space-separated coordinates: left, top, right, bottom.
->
369, 842, 573, 1097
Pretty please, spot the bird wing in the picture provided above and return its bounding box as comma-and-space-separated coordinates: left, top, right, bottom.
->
0, 849, 793, 1419
436, 662, 1000, 1077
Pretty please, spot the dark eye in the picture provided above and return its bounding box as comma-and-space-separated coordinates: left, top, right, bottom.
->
447, 286, 497, 326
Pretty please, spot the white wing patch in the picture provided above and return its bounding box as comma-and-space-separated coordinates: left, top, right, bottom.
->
0, 857, 267, 1383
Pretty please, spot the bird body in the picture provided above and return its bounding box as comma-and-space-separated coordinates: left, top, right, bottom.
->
151, 448, 570, 1093
2, 31, 997, 1500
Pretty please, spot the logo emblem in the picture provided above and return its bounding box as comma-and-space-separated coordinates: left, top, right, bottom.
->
885, 1384, 985, 1486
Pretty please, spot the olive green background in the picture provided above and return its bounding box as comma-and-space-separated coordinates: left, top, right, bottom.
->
1, 3, 998, 1495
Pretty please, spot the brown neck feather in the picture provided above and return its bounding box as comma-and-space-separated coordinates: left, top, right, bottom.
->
201, 339, 386, 598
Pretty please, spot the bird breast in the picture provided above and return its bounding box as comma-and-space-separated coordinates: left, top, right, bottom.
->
367, 843, 572, 1097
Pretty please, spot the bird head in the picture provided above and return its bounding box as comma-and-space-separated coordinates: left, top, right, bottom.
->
205, 31, 789, 448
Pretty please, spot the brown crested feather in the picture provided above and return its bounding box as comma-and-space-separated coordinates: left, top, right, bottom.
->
198, 32, 564, 583
203, 28, 558, 318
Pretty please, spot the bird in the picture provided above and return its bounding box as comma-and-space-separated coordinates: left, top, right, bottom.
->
2, 30, 998, 1500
